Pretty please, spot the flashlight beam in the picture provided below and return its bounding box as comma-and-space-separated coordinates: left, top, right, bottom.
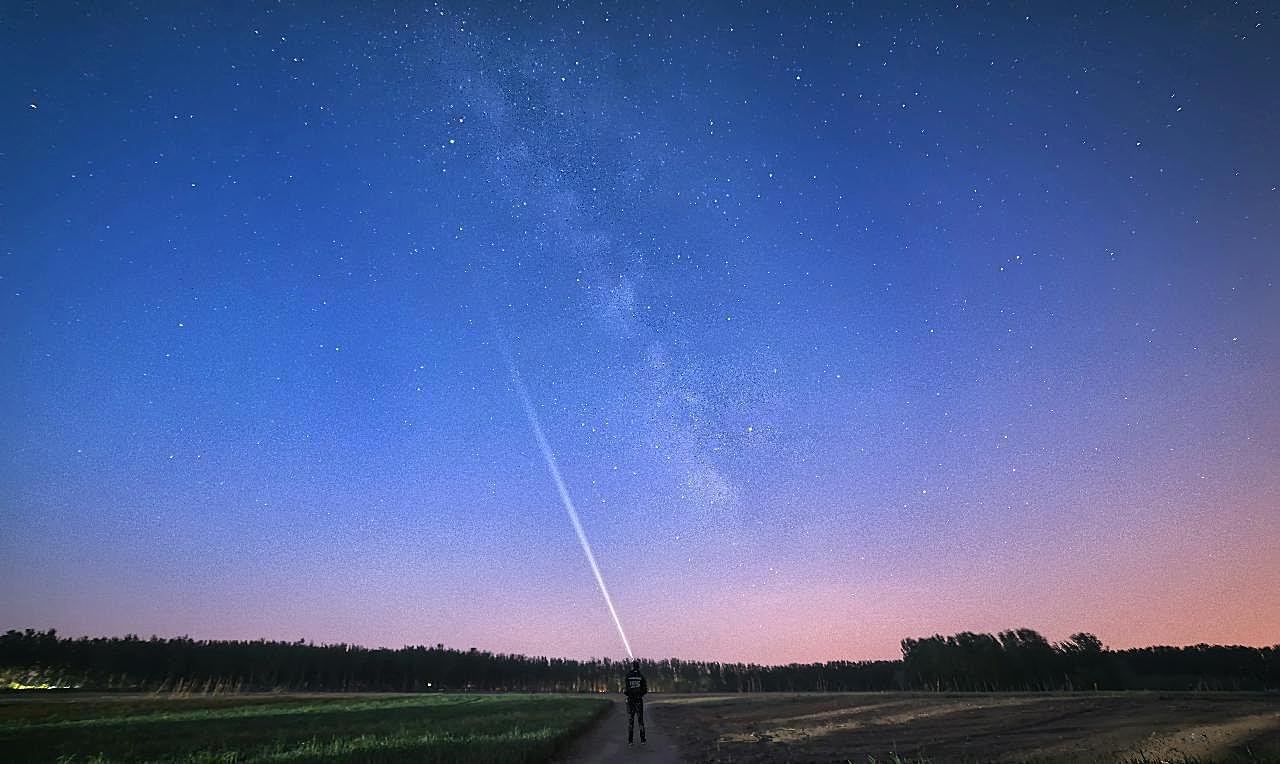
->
509, 367, 635, 660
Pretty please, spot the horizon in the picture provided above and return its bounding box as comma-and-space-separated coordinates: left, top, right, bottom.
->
3, 3, 1278, 666
8, 625, 1279, 668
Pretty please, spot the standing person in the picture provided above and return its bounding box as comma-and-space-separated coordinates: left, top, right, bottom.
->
624, 660, 648, 745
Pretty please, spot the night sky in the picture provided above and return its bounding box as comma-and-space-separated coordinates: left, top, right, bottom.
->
3, 2, 1278, 664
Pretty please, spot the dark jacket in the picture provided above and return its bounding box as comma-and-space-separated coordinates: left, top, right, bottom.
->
624, 668, 648, 701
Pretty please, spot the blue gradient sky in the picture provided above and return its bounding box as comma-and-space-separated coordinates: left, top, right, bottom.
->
3, 2, 1278, 662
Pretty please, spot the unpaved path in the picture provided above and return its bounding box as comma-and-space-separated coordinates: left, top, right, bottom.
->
556, 697, 684, 763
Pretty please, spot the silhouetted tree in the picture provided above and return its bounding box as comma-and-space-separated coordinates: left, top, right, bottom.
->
3, 629, 1275, 694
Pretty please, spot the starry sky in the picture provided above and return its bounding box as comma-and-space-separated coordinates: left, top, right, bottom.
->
3, 2, 1278, 664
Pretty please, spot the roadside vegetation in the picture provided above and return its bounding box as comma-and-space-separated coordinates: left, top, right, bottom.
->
0, 693, 609, 763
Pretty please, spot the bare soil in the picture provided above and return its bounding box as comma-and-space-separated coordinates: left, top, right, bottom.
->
648, 692, 1280, 763
556, 697, 683, 763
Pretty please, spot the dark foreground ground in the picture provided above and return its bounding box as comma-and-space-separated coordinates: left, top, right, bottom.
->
650, 692, 1280, 763
2, 691, 1278, 763
556, 697, 682, 763
0, 692, 609, 763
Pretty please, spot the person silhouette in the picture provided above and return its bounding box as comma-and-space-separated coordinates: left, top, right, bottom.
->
624, 659, 648, 745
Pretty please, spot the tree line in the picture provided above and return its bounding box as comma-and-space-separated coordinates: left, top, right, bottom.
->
900, 629, 1278, 691
2, 628, 1275, 693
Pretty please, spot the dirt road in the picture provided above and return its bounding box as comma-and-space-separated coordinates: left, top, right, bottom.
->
556, 697, 685, 763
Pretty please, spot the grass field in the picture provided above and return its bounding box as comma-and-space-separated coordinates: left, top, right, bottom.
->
0, 692, 610, 763
651, 692, 1280, 763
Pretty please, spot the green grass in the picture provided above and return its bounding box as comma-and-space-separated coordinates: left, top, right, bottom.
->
0, 693, 610, 763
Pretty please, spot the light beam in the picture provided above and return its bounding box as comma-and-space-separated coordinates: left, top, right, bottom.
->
509, 365, 635, 659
